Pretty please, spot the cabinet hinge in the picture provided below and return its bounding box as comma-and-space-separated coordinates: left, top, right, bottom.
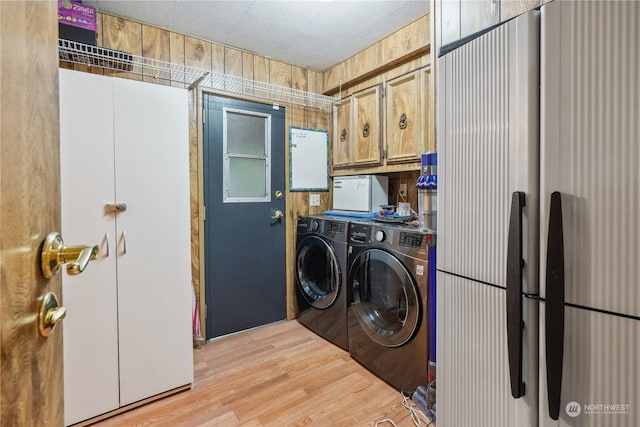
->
202, 108, 205, 124
381, 88, 386, 98
203, 205, 206, 221
382, 149, 387, 159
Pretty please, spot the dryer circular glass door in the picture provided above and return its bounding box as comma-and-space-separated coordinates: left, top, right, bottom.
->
350, 248, 420, 347
296, 235, 340, 309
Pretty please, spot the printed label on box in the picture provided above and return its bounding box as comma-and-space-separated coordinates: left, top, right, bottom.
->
58, 0, 97, 32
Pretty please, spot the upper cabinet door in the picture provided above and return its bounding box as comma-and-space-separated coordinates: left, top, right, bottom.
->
352, 84, 382, 166
332, 96, 353, 168
386, 70, 422, 164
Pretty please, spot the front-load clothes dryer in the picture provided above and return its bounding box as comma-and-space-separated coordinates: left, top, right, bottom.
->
347, 221, 434, 392
295, 216, 349, 351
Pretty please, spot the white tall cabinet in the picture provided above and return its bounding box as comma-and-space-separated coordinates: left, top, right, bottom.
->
59, 69, 193, 426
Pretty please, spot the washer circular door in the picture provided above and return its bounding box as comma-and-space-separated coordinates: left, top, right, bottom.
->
350, 248, 420, 347
296, 235, 340, 309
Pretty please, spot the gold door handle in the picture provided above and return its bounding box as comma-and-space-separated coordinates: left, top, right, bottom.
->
38, 292, 66, 337
271, 210, 284, 220
40, 232, 98, 279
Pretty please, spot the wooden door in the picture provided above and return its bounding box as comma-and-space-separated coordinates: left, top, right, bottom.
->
0, 1, 64, 426
113, 78, 194, 405
352, 84, 382, 166
386, 70, 422, 163
332, 96, 353, 168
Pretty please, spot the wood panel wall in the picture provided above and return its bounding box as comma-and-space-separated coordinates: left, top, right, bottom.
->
323, 14, 430, 95
60, 11, 332, 337
320, 12, 432, 214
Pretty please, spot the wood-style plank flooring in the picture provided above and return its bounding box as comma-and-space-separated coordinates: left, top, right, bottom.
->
93, 320, 431, 426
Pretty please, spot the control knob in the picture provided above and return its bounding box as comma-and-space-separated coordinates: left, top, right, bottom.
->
375, 230, 386, 242
311, 220, 320, 231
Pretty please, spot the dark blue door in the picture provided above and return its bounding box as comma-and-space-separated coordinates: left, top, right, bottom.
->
203, 94, 286, 339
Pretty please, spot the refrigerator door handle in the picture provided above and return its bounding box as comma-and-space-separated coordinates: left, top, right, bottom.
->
506, 191, 526, 398
545, 191, 565, 420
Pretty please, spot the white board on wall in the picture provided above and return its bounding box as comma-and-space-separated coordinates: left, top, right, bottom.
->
289, 126, 329, 191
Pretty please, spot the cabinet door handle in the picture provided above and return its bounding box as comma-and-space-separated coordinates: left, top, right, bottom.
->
545, 191, 565, 420
399, 113, 408, 129
104, 203, 127, 214
506, 191, 526, 398
122, 229, 127, 255
362, 123, 370, 137
104, 232, 110, 257
340, 128, 347, 141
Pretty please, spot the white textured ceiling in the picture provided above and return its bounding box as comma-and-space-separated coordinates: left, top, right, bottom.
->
83, 0, 429, 71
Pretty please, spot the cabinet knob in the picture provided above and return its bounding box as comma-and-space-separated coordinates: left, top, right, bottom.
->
340, 128, 347, 142
362, 123, 370, 137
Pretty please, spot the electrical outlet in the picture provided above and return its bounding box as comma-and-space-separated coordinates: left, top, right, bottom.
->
310, 194, 321, 207
399, 184, 407, 197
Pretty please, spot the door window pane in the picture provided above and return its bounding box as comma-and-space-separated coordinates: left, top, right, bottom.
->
223, 107, 271, 203
228, 158, 266, 198
227, 112, 266, 156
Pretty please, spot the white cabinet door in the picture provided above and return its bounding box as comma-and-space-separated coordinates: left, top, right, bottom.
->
59, 69, 120, 425
113, 78, 193, 405
539, 305, 640, 427
436, 272, 538, 427
437, 11, 540, 293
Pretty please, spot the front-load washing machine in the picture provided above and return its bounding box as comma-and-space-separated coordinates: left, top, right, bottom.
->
347, 220, 434, 392
295, 216, 349, 351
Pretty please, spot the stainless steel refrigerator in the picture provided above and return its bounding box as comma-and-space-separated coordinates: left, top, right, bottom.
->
436, 1, 639, 426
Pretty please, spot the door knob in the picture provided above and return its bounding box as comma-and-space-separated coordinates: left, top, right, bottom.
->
271, 210, 284, 220
41, 232, 98, 278
38, 292, 66, 337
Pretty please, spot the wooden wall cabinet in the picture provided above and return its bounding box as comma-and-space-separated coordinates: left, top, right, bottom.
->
59, 69, 194, 426
353, 84, 383, 166
332, 96, 353, 167
386, 70, 422, 163
332, 84, 383, 168
331, 67, 433, 172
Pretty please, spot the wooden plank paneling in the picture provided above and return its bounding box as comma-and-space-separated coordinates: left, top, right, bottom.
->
254, 55, 270, 83
323, 13, 430, 94
185, 36, 212, 72
354, 44, 381, 76
211, 43, 225, 75
242, 52, 254, 81
292, 66, 307, 91
269, 59, 291, 88
382, 15, 430, 62
169, 32, 185, 88
102, 15, 142, 80
142, 24, 170, 85
224, 47, 243, 78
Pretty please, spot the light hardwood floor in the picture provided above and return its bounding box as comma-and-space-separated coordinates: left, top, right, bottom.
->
93, 320, 431, 426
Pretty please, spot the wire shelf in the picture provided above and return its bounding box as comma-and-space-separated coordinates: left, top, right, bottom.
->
59, 39, 339, 108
